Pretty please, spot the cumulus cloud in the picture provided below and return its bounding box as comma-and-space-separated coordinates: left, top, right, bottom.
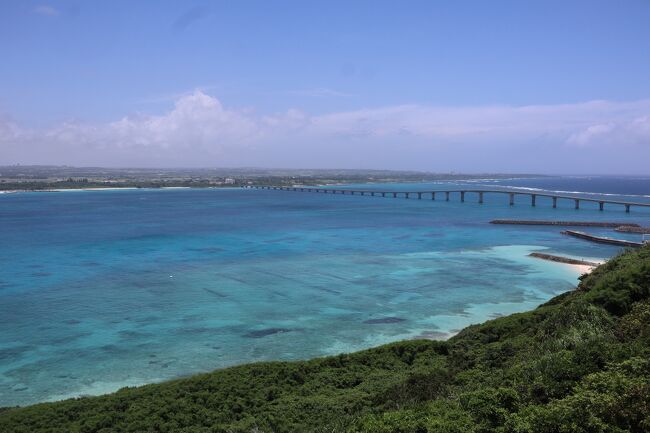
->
1, 91, 649, 172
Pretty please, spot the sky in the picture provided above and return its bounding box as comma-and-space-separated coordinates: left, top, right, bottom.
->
1, 0, 649, 174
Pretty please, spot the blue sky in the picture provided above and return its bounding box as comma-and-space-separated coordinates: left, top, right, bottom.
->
1, 0, 649, 173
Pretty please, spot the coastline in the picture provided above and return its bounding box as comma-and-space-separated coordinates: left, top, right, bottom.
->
0, 182, 638, 408
3, 245, 646, 433
0, 186, 225, 194
0, 244, 593, 407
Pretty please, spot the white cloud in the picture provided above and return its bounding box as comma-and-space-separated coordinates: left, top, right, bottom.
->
1, 92, 650, 172
567, 115, 650, 148
34, 5, 59, 16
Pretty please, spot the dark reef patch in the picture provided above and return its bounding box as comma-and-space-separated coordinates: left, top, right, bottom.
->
363, 317, 406, 324
244, 328, 291, 338
188, 247, 224, 254
0, 346, 33, 361
203, 288, 227, 298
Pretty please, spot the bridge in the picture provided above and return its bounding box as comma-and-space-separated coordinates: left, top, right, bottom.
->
244, 186, 650, 213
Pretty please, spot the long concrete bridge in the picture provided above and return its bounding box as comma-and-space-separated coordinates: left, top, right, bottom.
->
245, 186, 650, 213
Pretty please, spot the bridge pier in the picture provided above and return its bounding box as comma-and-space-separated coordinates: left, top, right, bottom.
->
255, 187, 647, 214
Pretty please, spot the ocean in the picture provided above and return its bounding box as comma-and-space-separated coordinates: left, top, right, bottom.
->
1, 176, 649, 406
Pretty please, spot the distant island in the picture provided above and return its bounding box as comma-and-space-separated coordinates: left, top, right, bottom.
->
0, 165, 545, 192
2, 244, 648, 432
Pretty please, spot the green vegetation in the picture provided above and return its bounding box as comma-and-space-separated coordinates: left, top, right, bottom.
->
2, 246, 649, 432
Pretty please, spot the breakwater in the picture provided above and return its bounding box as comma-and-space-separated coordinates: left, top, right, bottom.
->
490, 220, 639, 227
528, 252, 599, 267
615, 226, 650, 234
561, 230, 645, 247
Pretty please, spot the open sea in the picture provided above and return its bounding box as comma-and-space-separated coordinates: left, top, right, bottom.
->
1, 175, 649, 406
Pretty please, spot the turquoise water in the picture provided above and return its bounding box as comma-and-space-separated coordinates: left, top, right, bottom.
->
1, 179, 649, 406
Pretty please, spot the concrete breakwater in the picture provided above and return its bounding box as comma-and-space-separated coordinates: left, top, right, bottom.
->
615, 226, 650, 234
561, 230, 645, 247
529, 252, 599, 267
490, 220, 640, 227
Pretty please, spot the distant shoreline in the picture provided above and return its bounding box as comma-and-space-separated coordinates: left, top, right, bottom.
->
0, 186, 224, 194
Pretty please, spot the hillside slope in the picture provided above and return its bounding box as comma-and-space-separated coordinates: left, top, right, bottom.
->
1, 246, 649, 433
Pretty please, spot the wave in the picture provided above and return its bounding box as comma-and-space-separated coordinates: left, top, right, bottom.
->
480, 185, 650, 199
